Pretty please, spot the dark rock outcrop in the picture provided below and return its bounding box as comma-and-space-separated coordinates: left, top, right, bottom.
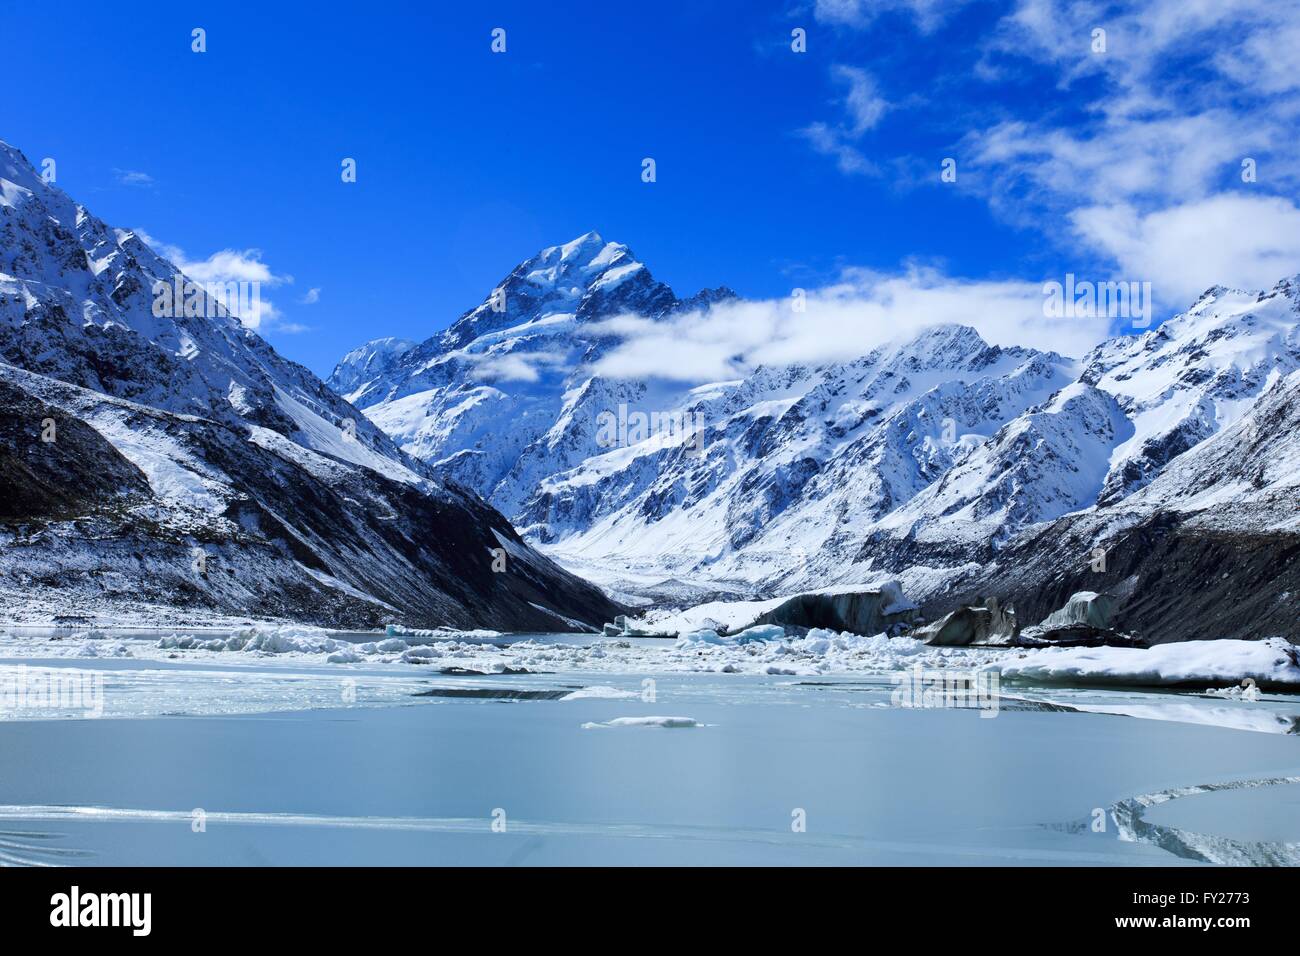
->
915, 597, 1018, 646
922, 515, 1298, 645
744, 582, 921, 636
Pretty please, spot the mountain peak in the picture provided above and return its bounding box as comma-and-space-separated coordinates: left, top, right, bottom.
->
553, 230, 605, 258
894, 323, 991, 361
0, 140, 51, 206
0, 139, 36, 173
530, 231, 637, 279
326, 337, 417, 400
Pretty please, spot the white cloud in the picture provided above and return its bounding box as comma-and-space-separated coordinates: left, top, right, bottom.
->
969, 111, 1275, 212
986, 0, 1293, 97
114, 169, 154, 187
960, 0, 1300, 300
1215, 20, 1300, 94
134, 229, 297, 333
798, 65, 889, 176
589, 266, 1111, 384
465, 349, 569, 383
300, 287, 321, 305
836, 65, 889, 134
976, 0, 1300, 184
814, 0, 969, 33
1070, 194, 1300, 307
799, 122, 876, 176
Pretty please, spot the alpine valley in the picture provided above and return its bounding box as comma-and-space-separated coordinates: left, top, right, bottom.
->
330, 231, 1300, 644
1, 132, 1295, 645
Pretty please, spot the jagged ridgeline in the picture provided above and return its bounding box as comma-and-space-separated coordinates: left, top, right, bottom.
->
0, 140, 622, 629
332, 231, 1300, 643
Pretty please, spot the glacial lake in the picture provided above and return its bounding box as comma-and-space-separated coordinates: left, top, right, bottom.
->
1, 628, 1298, 866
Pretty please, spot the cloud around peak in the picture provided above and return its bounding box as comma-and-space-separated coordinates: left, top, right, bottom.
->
589, 265, 1112, 384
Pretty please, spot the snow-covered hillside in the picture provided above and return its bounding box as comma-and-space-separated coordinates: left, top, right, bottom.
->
859, 279, 1300, 570
337, 233, 1299, 640
0, 140, 621, 630
326, 336, 415, 401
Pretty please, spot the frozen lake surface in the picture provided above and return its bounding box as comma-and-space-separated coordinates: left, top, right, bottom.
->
1, 627, 1298, 866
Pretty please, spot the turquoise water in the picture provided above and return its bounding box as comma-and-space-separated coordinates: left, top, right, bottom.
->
1, 651, 1298, 865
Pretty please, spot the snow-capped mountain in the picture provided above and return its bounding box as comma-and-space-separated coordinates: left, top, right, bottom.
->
923, 366, 1300, 644
337, 232, 1299, 639
518, 324, 1078, 589
336, 231, 737, 521
0, 140, 620, 629
1085, 282, 1300, 505
326, 336, 415, 400
860, 278, 1300, 575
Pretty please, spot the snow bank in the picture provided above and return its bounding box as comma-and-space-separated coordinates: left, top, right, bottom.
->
994, 638, 1300, 687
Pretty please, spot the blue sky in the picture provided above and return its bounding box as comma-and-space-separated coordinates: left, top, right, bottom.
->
7, 0, 1300, 376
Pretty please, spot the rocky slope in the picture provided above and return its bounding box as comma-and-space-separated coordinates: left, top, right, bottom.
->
0, 140, 620, 629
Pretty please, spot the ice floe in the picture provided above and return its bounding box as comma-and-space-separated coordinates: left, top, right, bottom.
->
581, 716, 704, 729
560, 685, 639, 701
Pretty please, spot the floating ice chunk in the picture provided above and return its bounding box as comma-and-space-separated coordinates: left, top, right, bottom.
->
76, 640, 132, 658
234, 625, 341, 654
156, 625, 345, 655
581, 716, 703, 729
732, 624, 786, 644
674, 624, 783, 647
675, 629, 730, 647
796, 636, 833, 655
386, 624, 502, 640
326, 648, 363, 663
561, 685, 639, 701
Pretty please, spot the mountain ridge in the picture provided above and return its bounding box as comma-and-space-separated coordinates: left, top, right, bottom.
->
332, 231, 1299, 641
0, 139, 621, 629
